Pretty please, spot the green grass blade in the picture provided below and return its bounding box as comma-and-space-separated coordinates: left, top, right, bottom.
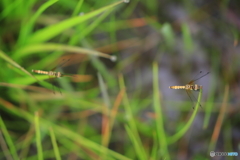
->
167, 89, 202, 144
70, 8, 114, 44
71, 0, 84, 17
97, 72, 110, 108
150, 132, 159, 160
152, 62, 170, 159
0, 130, 13, 160
0, 0, 23, 19
0, 116, 19, 160
49, 127, 61, 160
161, 23, 175, 48
53, 126, 131, 160
14, 43, 116, 61
34, 112, 43, 160
119, 75, 147, 160
0, 99, 131, 160
17, 0, 58, 46
125, 125, 145, 159
182, 24, 193, 53
91, 56, 116, 87
0, 50, 38, 82
26, 1, 125, 44
9, 75, 49, 84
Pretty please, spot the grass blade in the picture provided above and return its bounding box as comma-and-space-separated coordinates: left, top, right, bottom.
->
167, 87, 202, 144
0, 50, 38, 82
17, 0, 58, 46
14, 43, 116, 61
34, 112, 43, 160
0, 116, 18, 160
119, 74, 147, 160
49, 127, 61, 160
0, 98, 131, 160
26, 1, 125, 44
208, 85, 229, 151
182, 23, 193, 53
97, 72, 111, 109
152, 62, 170, 159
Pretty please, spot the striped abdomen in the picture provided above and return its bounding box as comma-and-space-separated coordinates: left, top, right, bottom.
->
169, 86, 186, 89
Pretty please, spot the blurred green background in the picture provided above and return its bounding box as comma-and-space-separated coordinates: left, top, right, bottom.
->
0, 0, 240, 159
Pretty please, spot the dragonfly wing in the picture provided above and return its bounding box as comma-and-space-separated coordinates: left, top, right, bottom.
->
186, 90, 202, 109
50, 58, 71, 71
188, 71, 210, 85
47, 75, 62, 94
186, 90, 195, 109
62, 74, 93, 82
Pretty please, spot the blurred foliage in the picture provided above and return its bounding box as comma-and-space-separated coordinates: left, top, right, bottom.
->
0, 0, 240, 159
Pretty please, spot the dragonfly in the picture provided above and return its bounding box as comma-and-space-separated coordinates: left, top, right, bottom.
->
169, 71, 210, 109
32, 58, 92, 94
32, 58, 73, 94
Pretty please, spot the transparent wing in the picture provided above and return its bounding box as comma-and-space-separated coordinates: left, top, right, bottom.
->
51, 58, 71, 71
188, 71, 210, 85
62, 74, 93, 82
186, 90, 202, 109
47, 75, 61, 94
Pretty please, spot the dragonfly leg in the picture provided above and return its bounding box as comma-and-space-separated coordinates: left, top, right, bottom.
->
57, 86, 62, 95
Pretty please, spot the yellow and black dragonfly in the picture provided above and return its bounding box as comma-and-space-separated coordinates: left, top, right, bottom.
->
169, 71, 210, 108
32, 56, 92, 94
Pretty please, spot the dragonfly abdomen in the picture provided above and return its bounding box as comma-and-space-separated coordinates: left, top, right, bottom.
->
32, 70, 49, 75
169, 86, 186, 89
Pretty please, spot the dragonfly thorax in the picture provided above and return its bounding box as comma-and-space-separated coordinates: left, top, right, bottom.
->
48, 71, 62, 77
185, 84, 202, 91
